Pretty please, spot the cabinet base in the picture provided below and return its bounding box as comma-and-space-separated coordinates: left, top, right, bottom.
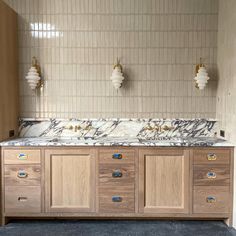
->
1, 215, 232, 227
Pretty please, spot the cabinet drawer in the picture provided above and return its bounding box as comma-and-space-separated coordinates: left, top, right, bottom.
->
5, 186, 41, 213
193, 149, 230, 165
99, 186, 135, 213
193, 186, 230, 214
4, 149, 41, 164
193, 165, 230, 186
4, 165, 41, 186
99, 150, 135, 164
99, 164, 135, 186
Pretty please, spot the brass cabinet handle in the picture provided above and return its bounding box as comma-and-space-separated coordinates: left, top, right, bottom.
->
207, 153, 217, 161
206, 171, 216, 179
206, 196, 216, 203
112, 170, 123, 178
17, 153, 28, 160
17, 170, 28, 178
112, 153, 122, 159
18, 197, 28, 202
112, 196, 122, 202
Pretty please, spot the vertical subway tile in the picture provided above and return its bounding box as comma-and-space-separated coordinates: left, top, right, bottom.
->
2, 0, 218, 118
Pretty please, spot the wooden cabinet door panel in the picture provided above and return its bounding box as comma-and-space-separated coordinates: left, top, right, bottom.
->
139, 149, 190, 214
45, 149, 96, 213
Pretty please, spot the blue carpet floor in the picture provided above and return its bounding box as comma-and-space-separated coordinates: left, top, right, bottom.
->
0, 220, 235, 236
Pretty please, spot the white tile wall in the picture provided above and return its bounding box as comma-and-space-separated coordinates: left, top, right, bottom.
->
217, 0, 236, 227
4, 0, 218, 118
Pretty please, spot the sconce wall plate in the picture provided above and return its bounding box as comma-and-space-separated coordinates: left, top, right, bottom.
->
25, 57, 42, 90
110, 58, 125, 89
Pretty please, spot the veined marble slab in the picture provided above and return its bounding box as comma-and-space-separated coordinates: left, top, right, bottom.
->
18, 118, 217, 139
1, 118, 228, 147
0, 136, 233, 147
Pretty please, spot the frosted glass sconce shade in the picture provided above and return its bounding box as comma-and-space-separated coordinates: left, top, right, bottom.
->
25, 57, 42, 90
25, 66, 40, 90
194, 66, 210, 90
110, 59, 125, 89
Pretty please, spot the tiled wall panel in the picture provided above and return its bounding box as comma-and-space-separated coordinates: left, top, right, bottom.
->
217, 1, 236, 143
4, 0, 218, 118
216, 0, 236, 227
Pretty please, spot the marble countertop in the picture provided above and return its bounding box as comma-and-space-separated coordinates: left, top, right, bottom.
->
0, 136, 234, 147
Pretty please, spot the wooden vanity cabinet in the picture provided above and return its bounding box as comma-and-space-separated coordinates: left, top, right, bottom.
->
0, 146, 234, 226
192, 148, 233, 219
98, 149, 136, 213
2, 149, 42, 215
45, 149, 96, 213
138, 148, 190, 214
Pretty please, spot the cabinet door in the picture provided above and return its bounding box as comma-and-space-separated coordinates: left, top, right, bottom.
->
139, 149, 190, 214
45, 149, 96, 213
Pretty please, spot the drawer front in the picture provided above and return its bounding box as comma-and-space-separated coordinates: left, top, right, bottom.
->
99, 164, 135, 186
193, 165, 230, 186
99, 186, 135, 213
4, 149, 41, 164
193, 186, 230, 214
5, 165, 41, 186
5, 186, 41, 213
99, 150, 135, 164
193, 149, 230, 165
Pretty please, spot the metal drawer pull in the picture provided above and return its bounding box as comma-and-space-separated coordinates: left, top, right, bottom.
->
206, 196, 216, 203
17, 153, 28, 160
207, 153, 217, 161
112, 196, 122, 202
17, 170, 28, 178
112, 170, 123, 178
18, 197, 28, 202
112, 153, 122, 159
207, 172, 216, 179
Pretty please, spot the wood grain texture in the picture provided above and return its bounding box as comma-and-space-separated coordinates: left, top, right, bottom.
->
225, 148, 234, 226
3, 149, 41, 164
4, 165, 41, 186
193, 148, 230, 165
45, 149, 96, 213
193, 165, 230, 186
139, 148, 190, 214
0, 146, 233, 225
5, 186, 41, 213
99, 164, 135, 186
99, 149, 135, 164
193, 186, 230, 214
99, 186, 135, 213
0, 0, 18, 141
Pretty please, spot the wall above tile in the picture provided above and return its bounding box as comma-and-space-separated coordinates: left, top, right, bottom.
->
4, 0, 218, 118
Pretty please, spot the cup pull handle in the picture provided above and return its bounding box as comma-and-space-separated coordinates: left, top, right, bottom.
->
17, 171, 28, 178
18, 197, 28, 202
112, 153, 122, 159
112, 196, 122, 202
17, 153, 28, 160
112, 170, 123, 178
207, 172, 216, 179
206, 196, 216, 203
207, 153, 217, 161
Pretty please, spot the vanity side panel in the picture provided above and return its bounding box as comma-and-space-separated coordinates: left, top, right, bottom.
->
0, 0, 19, 142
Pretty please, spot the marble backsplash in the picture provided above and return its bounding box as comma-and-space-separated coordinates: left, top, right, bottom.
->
19, 118, 217, 140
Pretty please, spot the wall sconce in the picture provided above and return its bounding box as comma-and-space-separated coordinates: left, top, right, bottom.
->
194, 58, 210, 90
25, 57, 42, 90
110, 58, 125, 90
